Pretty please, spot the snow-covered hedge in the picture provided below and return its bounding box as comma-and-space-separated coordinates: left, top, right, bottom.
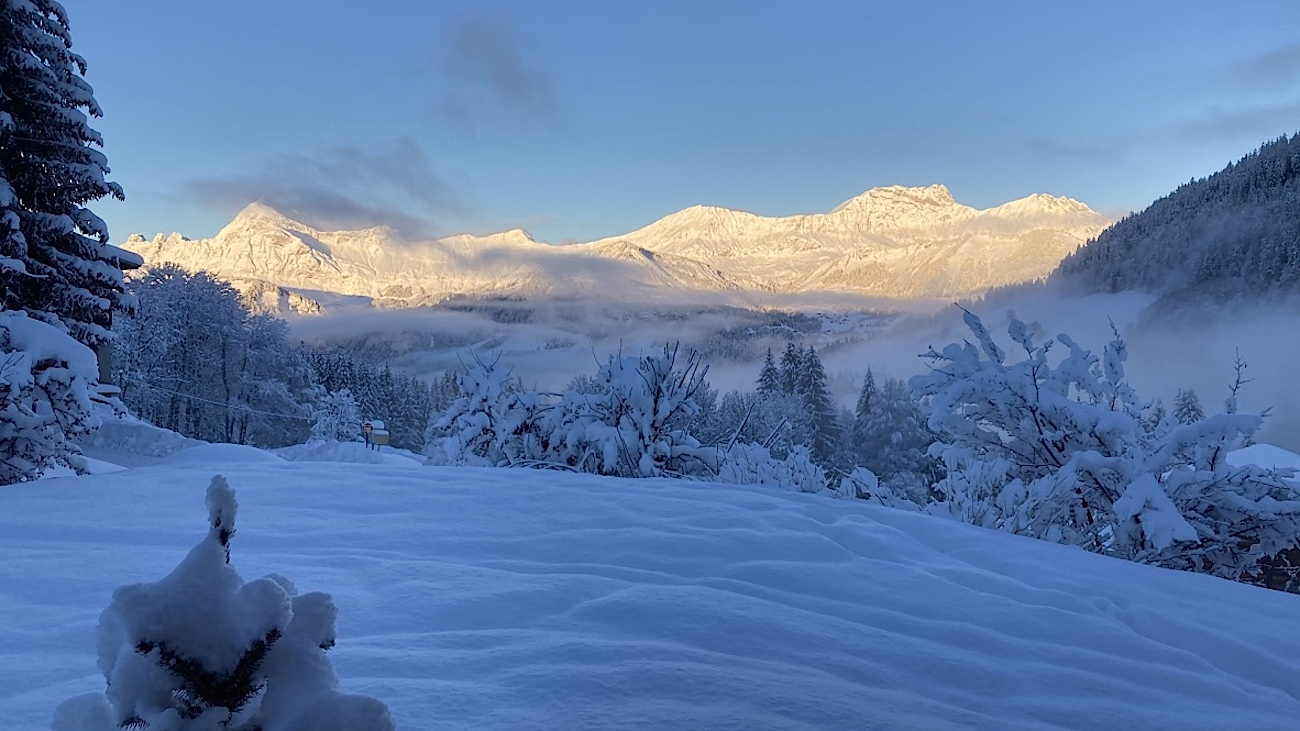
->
54, 476, 394, 730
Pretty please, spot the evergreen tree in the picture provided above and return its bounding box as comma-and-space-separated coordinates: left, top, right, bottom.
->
0, 1, 126, 346
0, 2, 122, 482
1174, 388, 1205, 424
794, 345, 816, 396
1142, 397, 1167, 435
801, 346, 839, 464
779, 343, 802, 394
855, 368, 877, 423
852, 377, 941, 499
756, 347, 781, 394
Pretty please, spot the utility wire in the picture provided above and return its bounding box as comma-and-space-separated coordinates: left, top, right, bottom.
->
121, 378, 313, 421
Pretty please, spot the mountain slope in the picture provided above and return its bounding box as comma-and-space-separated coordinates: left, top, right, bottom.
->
1055, 133, 1300, 300
125, 186, 1110, 309
5, 458, 1299, 729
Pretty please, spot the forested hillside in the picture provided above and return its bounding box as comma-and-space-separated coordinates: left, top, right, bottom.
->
1055, 134, 1300, 297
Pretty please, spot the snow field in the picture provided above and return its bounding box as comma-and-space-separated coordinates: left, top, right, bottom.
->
2, 461, 1299, 729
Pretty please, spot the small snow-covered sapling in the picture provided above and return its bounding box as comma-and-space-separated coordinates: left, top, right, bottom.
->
53, 475, 395, 731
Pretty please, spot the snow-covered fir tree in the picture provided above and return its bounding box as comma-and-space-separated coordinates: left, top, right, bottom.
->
756, 347, 781, 394
0, 1, 128, 482
799, 346, 840, 464
1142, 397, 1168, 435
53, 476, 394, 730
913, 309, 1300, 585
305, 349, 445, 451
1174, 388, 1205, 424
0, 0, 126, 346
854, 368, 876, 422
850, 376, 941, 505
778, 343, 803, 394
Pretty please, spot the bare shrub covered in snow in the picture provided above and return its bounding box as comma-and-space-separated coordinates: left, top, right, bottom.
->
116, 267, 314, 448
53, 476, 394, 731
716, 442, 828, 494
424, 352, 544, 467
913, 309, 1300, 584
310, 388, 362, 443
425, 344, 833, 492
558, 343, 716, 478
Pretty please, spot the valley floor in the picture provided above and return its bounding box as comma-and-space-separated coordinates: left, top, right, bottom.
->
2, 455, 1299, 729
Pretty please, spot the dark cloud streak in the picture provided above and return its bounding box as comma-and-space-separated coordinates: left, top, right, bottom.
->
1238, 42, 1300, 88
1180, 101, 1300, 141
184, 138, 468, 240
436, 12, 560, 130
1023, 137, 1125, 162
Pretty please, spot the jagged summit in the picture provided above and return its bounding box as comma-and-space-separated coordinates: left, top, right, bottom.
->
831, 183, 957, 212
439, 227, 539, 248
125, 184, 1111, 309
987, 192, 1095, 218
222, 200, 304, 231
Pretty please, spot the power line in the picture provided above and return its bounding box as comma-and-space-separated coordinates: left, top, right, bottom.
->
121, 378, 312, 421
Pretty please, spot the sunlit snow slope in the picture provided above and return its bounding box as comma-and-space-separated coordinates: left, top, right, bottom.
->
3, 457, 1298, 729
124, 186, 1109, 309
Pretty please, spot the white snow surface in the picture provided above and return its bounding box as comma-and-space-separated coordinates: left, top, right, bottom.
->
157, 442, 287, 466
275, 439, 425, 467
76, 409, 204, 467
123, 186, 1111, 310
1228, 443, 1300, 474
3, 460, 1300, 730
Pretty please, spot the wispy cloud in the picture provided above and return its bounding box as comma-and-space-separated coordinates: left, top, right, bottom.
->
1023, 137, 1125, 162
185, 138, 468, 239
436, 12, 560, 131
1236, 42, 1300, 88
1179, 100, 1300, 141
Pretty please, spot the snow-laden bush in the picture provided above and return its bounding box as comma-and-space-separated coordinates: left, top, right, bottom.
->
838, 466, 923, 510
913, 309, 1300, 584
429, 345, 719, 478
0, 311, 98, 484
424, 354, 551, 467
555, 344, 716, 478
310, 388, 362, 443
54, 476, 394, 731
717, 442, 827, 494
698, 389, 813, 459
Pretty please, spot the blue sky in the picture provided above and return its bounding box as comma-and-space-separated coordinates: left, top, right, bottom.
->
62, 1, 1300, 243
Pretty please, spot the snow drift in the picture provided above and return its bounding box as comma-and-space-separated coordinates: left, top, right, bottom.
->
3, 460, 1299, 729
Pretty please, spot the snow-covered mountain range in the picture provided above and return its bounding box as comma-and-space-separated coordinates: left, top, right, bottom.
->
124, 185, 1110, 311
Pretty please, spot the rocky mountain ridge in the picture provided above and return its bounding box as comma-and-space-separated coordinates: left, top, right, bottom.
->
124, 185, 1111, 312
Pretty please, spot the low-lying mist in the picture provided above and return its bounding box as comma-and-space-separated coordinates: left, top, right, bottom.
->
286, 287, 1300, 451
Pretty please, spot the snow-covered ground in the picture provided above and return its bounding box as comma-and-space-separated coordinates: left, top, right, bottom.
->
3, 451, 1300, 729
